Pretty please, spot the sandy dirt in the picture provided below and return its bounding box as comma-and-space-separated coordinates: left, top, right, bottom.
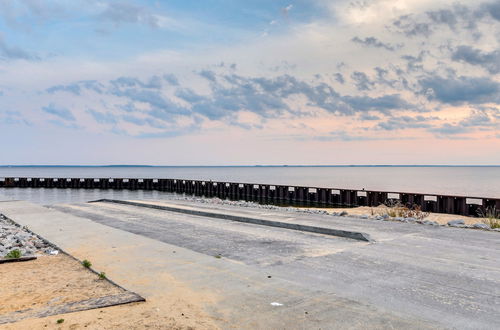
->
0, 254, 124, 316
0, 254, 219, 330
304, 205, 482, 225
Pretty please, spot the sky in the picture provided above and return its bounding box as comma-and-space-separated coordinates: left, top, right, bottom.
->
0, 0, 499, 165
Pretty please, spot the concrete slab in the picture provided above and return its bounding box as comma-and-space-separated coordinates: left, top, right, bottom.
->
93, 198, 373, 242
0, 200, 443, 329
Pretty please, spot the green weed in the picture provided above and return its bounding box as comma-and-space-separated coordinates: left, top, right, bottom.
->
5, 249, 22, 259
82, 259, 92, 268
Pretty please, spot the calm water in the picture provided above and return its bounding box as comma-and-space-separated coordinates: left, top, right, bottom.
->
0, 166, 498, 205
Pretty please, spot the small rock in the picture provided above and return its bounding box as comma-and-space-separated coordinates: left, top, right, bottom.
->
339, 211, 348, 216
447, 219, 465, 227
34, 241, 45, 249
360, 214, 369, 219
375, 215, 383, 220
472, 223, 490, 230
423, 220, 439, 226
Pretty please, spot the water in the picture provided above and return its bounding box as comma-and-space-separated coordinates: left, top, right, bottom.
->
0, 166, 498, 205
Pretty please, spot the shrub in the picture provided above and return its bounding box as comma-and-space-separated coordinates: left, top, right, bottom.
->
56, 318, 64, 324
5, 249, 22, 259
478, 206, 500, 229
98, 272, 107, 279
383, 201, 429, 220
82, 259, 92, 268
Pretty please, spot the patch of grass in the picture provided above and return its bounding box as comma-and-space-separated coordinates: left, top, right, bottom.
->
382, 201, 429, 220
82, 259, 92, 268
478, 206, 500, 229
98, 272, 107, 280
56, 318, 64, 324
214, 255, 222, 259
5, 249, 22, 259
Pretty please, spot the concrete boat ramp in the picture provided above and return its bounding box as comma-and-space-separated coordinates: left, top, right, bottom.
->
1, 199, 499, 329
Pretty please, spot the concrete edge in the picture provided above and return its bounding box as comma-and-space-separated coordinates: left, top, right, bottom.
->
0, 292, 145, 325
0, 211, 146, 304
0, 256, 37, 264
92, 199, 374, 243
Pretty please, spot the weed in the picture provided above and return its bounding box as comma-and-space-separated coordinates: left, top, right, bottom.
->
5, 249, 22, 259
214, 255, 222, 259
56, 319, 64, 324
82, 259, 92, 268
98, 272, 107, 279
383, 201, 429, 220
477, 206, 500, 229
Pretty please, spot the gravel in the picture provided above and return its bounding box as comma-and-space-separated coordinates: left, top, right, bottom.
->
168, 196, 500, 232
0, 214, 57, 258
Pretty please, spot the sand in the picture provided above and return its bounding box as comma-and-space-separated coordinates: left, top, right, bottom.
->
303, 205, 482, 225
0, 254, 124, 316
0, 254, 219, 329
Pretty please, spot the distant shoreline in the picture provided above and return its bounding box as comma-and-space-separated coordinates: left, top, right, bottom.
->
1, 165, 499, 168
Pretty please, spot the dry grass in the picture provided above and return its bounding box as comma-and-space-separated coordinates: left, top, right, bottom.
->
478, 206, 500, 229
380, 201, 430, 220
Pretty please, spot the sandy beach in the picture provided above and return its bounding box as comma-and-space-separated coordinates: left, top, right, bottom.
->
0, 254, 218, 329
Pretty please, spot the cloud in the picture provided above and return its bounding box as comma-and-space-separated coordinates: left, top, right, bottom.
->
391, 2, 491, 38
351, 71, 374, 91
199, 70, 217, 82
0, 34, 38, 60
359, 113, 380, 121
311, 130, 409, 142
99, 2, 159, 28
47, 119, 79, 129
427, 123, 467, 135
41, 103, 75, 121
376, 115, 433, 131
40, 71, 420, 136
419, 74, 500, 105
451, 46, 500, 74
282, 4, 293, 18
341, 94, 413, 114
427, 108, 499, 136
110, 76, 163, 89
351, 36, 402, 51
163, 74, 179, 86
46, 83, 82, 95
333, 73, 345, 84
426, 9, 459, 30
0, 110, 30, 126
401, 51, 426, 72
392, 14, 432, 37
175, 88, 206, 103
46, 80, 104, 95
481, 1, 500, 21
111, 88, 188, 117
87, 109, 117, 124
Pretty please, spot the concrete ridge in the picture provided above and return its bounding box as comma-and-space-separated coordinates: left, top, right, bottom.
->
92, 199, 374, 242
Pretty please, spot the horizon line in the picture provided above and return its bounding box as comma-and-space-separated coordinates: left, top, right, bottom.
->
0, 165, 499, 168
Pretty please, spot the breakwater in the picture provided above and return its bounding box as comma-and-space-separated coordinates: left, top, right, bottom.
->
1, 177, 498, 216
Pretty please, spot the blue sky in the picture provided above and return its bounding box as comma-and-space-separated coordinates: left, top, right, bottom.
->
0, 0, 499, 165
